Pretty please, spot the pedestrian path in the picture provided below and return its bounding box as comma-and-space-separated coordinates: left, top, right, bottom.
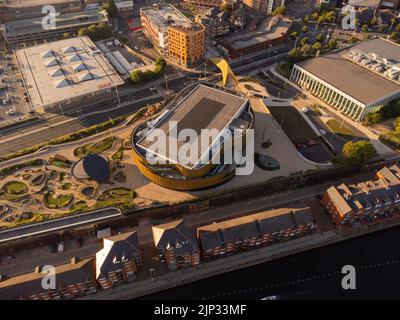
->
269, 67, 396, 157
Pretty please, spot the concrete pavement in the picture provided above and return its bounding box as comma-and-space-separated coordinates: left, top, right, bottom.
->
270, 67, 396, 157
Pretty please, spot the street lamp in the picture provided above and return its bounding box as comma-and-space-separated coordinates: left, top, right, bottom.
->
115, 84, 121, 105
164, 74, 168, 91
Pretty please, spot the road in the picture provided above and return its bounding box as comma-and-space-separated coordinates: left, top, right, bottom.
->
0, 208, 121, 243
0, 87, 163, 155
0, 170, 374, 277
143, 223, 400, 300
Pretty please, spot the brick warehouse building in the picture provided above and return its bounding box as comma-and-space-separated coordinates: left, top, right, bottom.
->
321, 165, 400, 225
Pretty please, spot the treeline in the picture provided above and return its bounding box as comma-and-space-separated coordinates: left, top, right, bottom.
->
130, 58, 167, 85
363, 99, 400, 125
77, 22, 112, 41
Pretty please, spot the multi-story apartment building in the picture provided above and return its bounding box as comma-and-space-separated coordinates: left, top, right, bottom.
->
152, 220, 200, 270
197, 207, 315, 259
140, 3, 205, 67
0, 0, 82, 23
321, 165, 400, 225
182, 0, 223, 8
0, 257, 97, 300
96, 231, 141, 289
167, 24, 205, 67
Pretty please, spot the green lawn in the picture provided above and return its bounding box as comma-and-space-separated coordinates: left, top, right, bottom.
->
268, 106, 318, 143
111, 148, 124, 161
48, 158, 72, 169
96, 188, 135, 208
61, 183, 72, 190
3, 181, 28, 195
73, 136, 116, 158
69, 200, 89, 213
326, 119, 357, 141
44, 192, 74, 209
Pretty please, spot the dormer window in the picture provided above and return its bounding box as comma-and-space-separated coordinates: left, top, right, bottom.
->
113, 256, 120, 264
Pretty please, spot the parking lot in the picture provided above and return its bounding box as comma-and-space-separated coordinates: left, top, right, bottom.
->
0, 53, 31, 124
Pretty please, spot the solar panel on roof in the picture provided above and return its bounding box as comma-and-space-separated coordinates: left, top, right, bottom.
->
176, 98, 225, 135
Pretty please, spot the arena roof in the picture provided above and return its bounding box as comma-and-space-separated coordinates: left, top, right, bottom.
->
136, 84, 248, 169
296, 37, 400, 105
15, 36, 124, 109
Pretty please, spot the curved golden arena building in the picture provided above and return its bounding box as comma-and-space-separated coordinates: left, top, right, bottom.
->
131, 82, 254, 191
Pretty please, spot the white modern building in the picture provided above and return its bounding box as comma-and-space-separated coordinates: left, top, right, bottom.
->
15, 36, 124, 112
290, 37, 400, 121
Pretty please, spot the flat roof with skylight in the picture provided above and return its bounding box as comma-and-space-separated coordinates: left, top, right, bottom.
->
15, 36, 124, 109
136, 84, 249, 169
295, 37, 400, 106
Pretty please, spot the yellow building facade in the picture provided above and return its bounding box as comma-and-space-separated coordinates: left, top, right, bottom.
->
167, 24, 206, 68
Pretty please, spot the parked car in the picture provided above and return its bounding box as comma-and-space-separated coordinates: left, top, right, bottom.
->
57, 242, 65, 253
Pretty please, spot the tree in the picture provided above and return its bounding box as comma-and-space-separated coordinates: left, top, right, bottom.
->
287, 48, 303, 62
363, 112, 381, 125
290, 31, 299, 40
63, 33, 70, 38
390, 31, 399, 40
311, 12, 319, 21
327, 39, 337, 50
300, 44, 313, 57
361, 24, 369, 33
272, 6, 286, 16
396, 24, 400, 32
312, 42, 322, 51
77, 28, 87, 37
102, 0, 117, 18
393, 117, 400, 132
300, 37, 309, 46
301, 25, 309, 33
85, 23, 112, 41
370, 17, 378, 26
347, 36, 358, 44
303, 15, 309, 23
130, 57, 166, 85
315, 33, 324, 43
342, 141, 376, 164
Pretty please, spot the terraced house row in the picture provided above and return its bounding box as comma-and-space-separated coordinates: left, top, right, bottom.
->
321, 165, 400, 225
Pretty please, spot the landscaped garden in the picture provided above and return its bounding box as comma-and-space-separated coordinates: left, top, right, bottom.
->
43, 192, 74, 209
2, 181, 29, 197
111, 148, 124, 161
48, 157, 72, 169
69, 200, 89, 213
0, 159, 43, 179
73, 136, 116, 158
96, 188, 135, 208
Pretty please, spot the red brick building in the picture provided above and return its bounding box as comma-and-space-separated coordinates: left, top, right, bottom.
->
321, 165, 400, 225
152, 220, 200, 270
197, 207, 316, 259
